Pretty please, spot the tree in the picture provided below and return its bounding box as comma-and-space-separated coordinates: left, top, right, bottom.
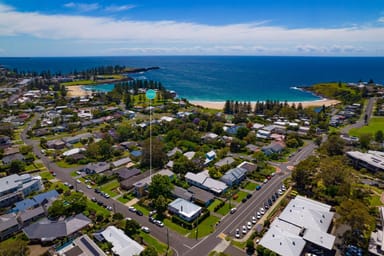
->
292, 156, 319, 193
141, 137, 167, 169
236, 127, 249, 140
359, 133, 372, 149
322, 134, 345, 156
0, 239, 29, 256
153, 195, 168, 217
375, 130, 384, 143
147, 174, 173, 199
246, 239, 255, 255
8, 160, 25, 174
230, 138, 245, 153
140, 246, 158, 256
336, 199, 375, 247
125, 219, 140, 236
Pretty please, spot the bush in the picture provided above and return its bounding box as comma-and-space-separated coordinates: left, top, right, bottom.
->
213, 201, 225, 212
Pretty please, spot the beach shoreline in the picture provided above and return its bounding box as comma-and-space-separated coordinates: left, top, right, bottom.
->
190, 99, 341, 110
66, 85, 341, 109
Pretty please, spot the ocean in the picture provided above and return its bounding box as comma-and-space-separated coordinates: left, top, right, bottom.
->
1, 56, 384, 102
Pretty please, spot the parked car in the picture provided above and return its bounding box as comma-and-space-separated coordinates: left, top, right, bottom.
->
91, 197, 97, 202
155, 220, 164, 227
242, 198, 247, 203
247, 222, 252, 230
128, 206, 136, 212
251, 216, 257, 224
242, 225, 247, 234
235, 228, 240, 238
271, 195, 276, 201
260, 207, 265, 215
257, 212, 261, 219
278, 189, 283, 195
94, 188, 100, 193
246, 193, 252, 199
256, 185, 261, 190
230, 208, 237, 214
136, 210, 143, 216
268, 199, 273, 206
141, 226, 150, 233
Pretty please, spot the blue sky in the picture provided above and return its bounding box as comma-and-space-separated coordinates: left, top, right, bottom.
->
1, 0, 384, 56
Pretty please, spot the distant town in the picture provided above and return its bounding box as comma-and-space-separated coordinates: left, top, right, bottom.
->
1, 64, 384, 256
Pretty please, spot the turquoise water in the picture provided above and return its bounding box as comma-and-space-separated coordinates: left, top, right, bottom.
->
1, 56, 384, 101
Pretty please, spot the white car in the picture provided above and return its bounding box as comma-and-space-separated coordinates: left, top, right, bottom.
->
128, 206, 136, 212
281, 185, 286, 191
235, 228, 240, 238
257, 212, 261, 219
260, 207, 265, 215
141, 226, 150, 233
230, 208, 237, 214
247, 222, 252, 230
278, 189, 283, 195
87, 185, 92, 189
242, 225, 247, 234
251, 216, 257, 224
76, 179, 81, 184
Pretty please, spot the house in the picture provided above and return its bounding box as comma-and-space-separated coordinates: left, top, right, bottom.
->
23, 213, 91, 243
202, 132, 219, 141
46, 139, 65, 150
205, 150, 216, 165
172, 186, 193, 201
167, 147, 182, 158
115, 167, 141, 181
220, 167, 248, 186
62, 148, 86, 158
62, 133, 92, 144
184, 151, 196, 160
369, 206, 384, 255
256, 129, 271, 139
133, 169, 175, 197
18, 206, 45, 227
347, 150, 384, 172
0, 174, 43, 208
188, 186, 215, 206
252, 123, 264, 130
130, 150, 142, 158
56, 234, 107, 256
245, 144, 259, 153
168, 198, 202, 222
215, 157, 235, 168
13, 190, 59, 212
260, 196, 336, 256
111, 156, 132, 169
185, 171, 228, 195
2, 153, 24, 165
83, 162, 110, 174
120, 141, 137, 150
101, 226, 144, 256
237, 161, 257, 172
0, 213, 20, 241
262, 142, 286, 156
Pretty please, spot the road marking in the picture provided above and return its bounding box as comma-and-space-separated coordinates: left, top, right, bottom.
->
217, 233, 227, 239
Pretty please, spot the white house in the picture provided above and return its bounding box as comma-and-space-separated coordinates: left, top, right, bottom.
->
168, 198, 202, 222
101, 226, 144, 256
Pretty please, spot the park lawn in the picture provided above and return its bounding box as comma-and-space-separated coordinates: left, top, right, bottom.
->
100, 180, 120, 197
207, 199, 223, 212
244, 182, 257, 191
188, 215, 220, 239
231, 239, 246, 249
349, 117, 384, 137
61, 80, 97, 86
216, 203, 232, 216
139, 232, 170, 255
368, 195, 383, 207
163, 219, 190, 236
234, 191, 249, 203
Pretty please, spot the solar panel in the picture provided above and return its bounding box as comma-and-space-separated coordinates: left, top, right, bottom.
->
80, 237, 100, 256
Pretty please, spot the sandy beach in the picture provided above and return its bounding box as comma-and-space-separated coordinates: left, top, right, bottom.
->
66, 85, 92, 97
190, 99, 340, 110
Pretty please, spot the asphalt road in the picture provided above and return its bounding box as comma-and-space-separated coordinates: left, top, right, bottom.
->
20, 113, 319, 256
341, 97, 376, 134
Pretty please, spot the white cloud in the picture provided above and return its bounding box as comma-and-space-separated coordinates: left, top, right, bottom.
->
378, 17, 384, 23
0, 3, 383, 55
105, 4, 135, 12
63, 2, 100, 12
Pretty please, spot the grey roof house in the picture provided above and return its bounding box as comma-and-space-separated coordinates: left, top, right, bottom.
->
83, 162, 110, 174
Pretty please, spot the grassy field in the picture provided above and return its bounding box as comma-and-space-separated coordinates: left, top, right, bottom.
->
187, 215, 220, 238
216, 203, 232, 216
61, 80, 97, 86
369, 195, 382, 207
139, 231, 171, 255
207, 199, 223, 212
349, 117, 384, 137
163, 219, 190, 236
100, 179, 120, 197
55, 160, 79, 168
234, 191, 249, 202
244, 182, 257, 191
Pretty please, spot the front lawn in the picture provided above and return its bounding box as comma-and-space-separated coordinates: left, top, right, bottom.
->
39, 171, 54, 180
139, 231, 171, 255
100, 179, 120, 197
207, 199, 223, 212
187, 215, 220, 238
55, 160, 79, 168
216, 203, 232, 216
133, 204, 150, 216
86, 200, 110, 216
243, 182, 257, 191
163, 219, 189, 236
234, 191, 249, 202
